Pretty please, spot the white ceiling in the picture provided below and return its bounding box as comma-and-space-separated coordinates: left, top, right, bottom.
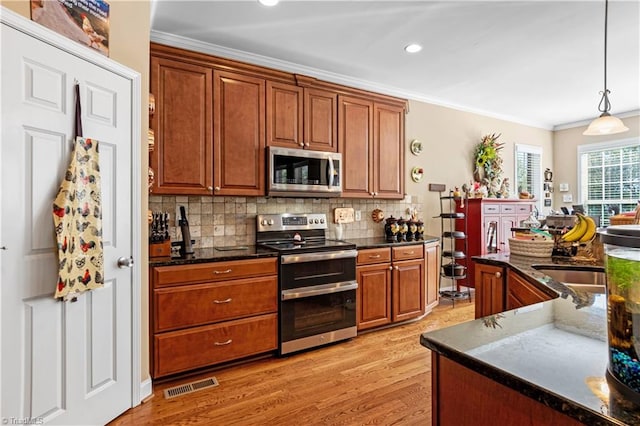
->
150, 0, 640, 130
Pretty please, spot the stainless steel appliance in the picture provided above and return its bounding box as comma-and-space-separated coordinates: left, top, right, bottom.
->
267, 147, 342, 197
256, 213, 357, 355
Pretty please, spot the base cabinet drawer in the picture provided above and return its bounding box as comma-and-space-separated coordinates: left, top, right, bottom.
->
153, 257, 278, 287
154, 276, 278, 332
154, 313, 277, 377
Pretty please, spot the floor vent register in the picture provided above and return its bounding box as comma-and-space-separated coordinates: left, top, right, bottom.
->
163, 376, 219, 399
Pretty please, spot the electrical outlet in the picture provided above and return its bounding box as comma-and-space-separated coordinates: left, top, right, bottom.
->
562, 194, 573, 203
355, 210, 361, 221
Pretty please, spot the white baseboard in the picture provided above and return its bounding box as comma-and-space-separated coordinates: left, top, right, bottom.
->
140, 378, 153, 403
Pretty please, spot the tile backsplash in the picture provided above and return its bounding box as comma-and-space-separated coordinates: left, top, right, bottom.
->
148, 195, 422, 248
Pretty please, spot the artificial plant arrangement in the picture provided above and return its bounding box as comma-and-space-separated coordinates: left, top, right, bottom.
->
473, 133, 504, 197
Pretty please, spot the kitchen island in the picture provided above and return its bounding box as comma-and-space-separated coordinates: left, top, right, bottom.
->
421, 254, 640, 426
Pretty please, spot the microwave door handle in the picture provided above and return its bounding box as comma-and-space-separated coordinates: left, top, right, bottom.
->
327, 157, 335, 188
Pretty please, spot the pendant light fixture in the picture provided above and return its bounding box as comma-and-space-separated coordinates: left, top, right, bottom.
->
583, 0, 629, 136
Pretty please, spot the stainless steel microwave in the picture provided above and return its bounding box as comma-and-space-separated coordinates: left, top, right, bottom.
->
267, 147, 342, 197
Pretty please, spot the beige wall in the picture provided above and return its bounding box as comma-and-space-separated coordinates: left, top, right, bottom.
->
2, 0, 152, 383
552, 114, 640, 211
405, 101, 554, 236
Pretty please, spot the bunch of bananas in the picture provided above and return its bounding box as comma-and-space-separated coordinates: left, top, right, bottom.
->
561, 213, 597, 243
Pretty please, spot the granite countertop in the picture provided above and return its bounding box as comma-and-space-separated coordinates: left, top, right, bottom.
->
348, 235, 439, 249
149, 245, 277, 267
421, 254, 639, 425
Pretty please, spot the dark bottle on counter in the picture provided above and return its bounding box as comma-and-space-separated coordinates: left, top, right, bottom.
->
384, 216, 398, 242
397, 217, 408, 242
415, 220, 424, 240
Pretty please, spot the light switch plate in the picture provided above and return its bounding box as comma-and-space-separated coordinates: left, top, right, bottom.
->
559, 183, 569, 192
334, 207, 355, 223
562, 194, 573, 202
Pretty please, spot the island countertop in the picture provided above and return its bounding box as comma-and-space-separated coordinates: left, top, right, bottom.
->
421, 254, 639, 426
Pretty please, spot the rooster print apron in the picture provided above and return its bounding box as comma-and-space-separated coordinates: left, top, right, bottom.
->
53, 137, 104, 301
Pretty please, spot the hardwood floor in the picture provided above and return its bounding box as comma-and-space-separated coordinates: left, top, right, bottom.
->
110, 300, 474, 426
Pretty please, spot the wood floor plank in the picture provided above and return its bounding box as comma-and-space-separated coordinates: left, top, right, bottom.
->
110, 301, 474, 426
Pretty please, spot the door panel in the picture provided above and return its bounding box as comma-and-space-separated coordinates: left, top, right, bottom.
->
338, 95, 373, 197
1, 22, 134, 425
304, 88, 337, 152
374, 103, 404, 199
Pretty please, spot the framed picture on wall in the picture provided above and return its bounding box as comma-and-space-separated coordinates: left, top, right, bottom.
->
31, 0, 110, 56
544, 199, 552, 207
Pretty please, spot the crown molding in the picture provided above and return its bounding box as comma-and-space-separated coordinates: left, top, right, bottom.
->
150, 30, 553, 131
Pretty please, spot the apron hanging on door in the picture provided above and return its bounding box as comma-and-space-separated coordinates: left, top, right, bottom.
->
53, 82, 104, 301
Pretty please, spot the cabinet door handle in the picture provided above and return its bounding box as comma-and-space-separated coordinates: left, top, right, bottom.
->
214, 339, 232, 346
213, 269, 232, 274
369, 254, 381, 259
213, 298, 232, 304
495, 272, 502, 278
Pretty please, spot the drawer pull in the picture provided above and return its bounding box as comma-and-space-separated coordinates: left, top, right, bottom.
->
213, 269, 233, 274
403, 251, 415, 255
369, 254, 381, 259
214, 339, 232, 346
213, 298, 232, 304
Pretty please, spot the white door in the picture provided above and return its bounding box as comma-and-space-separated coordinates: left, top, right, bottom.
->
1, 17, 138, 425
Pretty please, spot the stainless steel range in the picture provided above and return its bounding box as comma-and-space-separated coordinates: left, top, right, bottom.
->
256, 213, 358, 355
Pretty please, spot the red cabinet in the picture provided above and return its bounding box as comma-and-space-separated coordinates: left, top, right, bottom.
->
459, 199, 534, 287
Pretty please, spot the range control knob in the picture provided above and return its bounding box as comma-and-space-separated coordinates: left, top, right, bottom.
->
320, 218, 325, 224
268, 219, 275, 226
261, 219, 268, 226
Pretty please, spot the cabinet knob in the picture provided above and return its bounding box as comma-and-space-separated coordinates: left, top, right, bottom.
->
304, 142, 310, 147
299, 142, 305, 147
214, 186, 221, 191
389, 266, 393, 271
207, 186, 213, 191
495, 271, 502, 278
394, 266, 399, 271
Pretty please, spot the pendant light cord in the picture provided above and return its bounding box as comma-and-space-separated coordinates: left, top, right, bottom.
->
598, 0, 611, 114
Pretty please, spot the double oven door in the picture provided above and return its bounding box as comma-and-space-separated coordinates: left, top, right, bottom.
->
279, 249, 357, 355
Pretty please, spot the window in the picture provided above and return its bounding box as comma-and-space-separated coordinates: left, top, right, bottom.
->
578, 139, 640, 226
515, 144, 542, 209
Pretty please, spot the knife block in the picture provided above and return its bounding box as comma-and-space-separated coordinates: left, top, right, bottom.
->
149, 239, 171, 258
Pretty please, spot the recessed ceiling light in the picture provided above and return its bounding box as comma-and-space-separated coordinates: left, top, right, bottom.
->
404, 44, 422, 53
258, 0, 279, 6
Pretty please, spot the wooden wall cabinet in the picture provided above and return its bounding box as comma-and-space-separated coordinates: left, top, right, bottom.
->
213, 70, 266, 196
150, 43, 407, 197
150, 56, 213, 195
459, 199, 535, 286
338, 96, 405, 199
266, 82, 338, 152
356, 245, 424, 330
150, 257, 278, 378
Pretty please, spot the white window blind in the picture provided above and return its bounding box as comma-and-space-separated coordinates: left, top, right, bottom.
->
515, 145, 542, 208
578, 139, 640, 226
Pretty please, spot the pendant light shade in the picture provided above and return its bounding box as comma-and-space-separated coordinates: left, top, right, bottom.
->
583, 0, 629, 136
583, 112, 629, 135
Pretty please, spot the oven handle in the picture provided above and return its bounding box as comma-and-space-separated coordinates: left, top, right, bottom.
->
281, 249, 357, 264
281, 280, 358, 301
